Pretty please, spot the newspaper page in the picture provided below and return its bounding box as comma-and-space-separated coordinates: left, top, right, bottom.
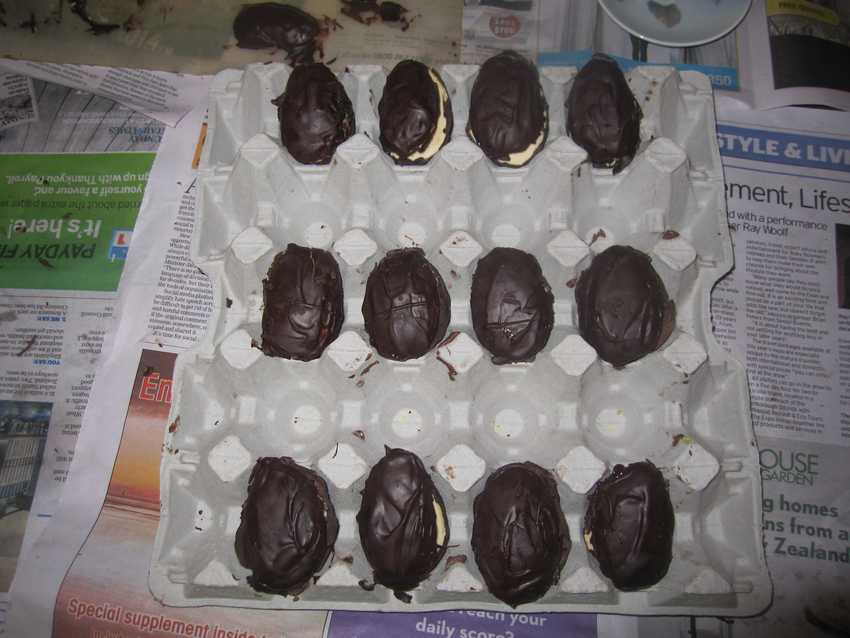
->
462, 0, 741, 91
0, 60, 211, 127
0, 73, 37, 132
709, 100, 850, 638
0, 77, 165, 628
0, 0, 462, 75
738, 0, 850, 110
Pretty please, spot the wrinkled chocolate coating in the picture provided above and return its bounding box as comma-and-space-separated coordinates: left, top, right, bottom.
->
261, 244, 344, 361
233, 3, 319, 64
575, 245, 675, 367
235, 457, 339, 596
357, 447, 449, 599
379, 59, 453, 165
566, 54, 642, 174
467, 50, 548, 167
275, 63, 355, 164
471, 247, 554, 364
472, 463, 571, 607
584, 461, 674, 591
362, 248, 450, 361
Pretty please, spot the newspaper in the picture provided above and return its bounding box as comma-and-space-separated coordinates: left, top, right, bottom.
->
0, 0, 462, 75
0, 60, 211, 128
738, 0, 850, 111
4, 69, 850, 637
462, 0, 740, 90
0, 77, 167, 630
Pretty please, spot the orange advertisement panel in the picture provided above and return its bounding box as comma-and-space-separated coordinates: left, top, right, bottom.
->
53, 349, 328, 638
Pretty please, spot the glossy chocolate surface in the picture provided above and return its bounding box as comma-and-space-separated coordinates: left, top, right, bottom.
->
575, 245, 675, 368
467, 50, 548, 167
471, 247, 554, 364
275, 63, 355, 164
261, 244, 344, 361
233, 3, 319, 64
379, 59, 453, 165
235, 457, 339, 596
566, 54, 642, 174
362, 248, 450, 361
472, 462, 571, 607
583, 461, 674, 591
357, 447, 449, 599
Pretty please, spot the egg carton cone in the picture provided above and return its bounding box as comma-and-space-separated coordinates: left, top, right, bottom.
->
150, 61, 771, 616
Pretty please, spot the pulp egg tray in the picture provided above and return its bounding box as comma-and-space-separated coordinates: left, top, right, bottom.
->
149, 61, 771, 616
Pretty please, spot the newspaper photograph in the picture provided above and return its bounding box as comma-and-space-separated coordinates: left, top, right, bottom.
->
738, 0, 850, 110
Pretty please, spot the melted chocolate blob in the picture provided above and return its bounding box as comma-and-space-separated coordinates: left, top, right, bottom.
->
362, 248, 450, 361
472, 462, 571, 607
467, 50, 548, 167
584, 461, 674, 591
235, 457, 339, 596
471, 247, 554, 364
357, 447, 449, 600
379, 59, 453, 165
566, 54, 642, 174
233, 3, 319, 64
275, 63, 355, 164
575, 245, 675, 368
261, 244, 344, 361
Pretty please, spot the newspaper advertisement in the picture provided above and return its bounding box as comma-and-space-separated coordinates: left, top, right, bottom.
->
738, 0, 850, 110
462, 0, 740, 90
0, 77, 165, 628
0, 0, 462, 75
0, 73, 37, 132
5, 76, 850, 637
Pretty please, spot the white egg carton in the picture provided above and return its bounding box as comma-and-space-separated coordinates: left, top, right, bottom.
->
150, 61, 771, 616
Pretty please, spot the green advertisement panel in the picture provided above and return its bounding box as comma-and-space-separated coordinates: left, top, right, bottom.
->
0, 153, 155, 291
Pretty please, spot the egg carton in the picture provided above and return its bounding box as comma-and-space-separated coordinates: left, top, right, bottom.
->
149, 61, 771, 616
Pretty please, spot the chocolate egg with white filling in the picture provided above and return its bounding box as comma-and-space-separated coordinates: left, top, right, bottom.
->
472, 462, 571, 607
357, 447, 449, 601
467, 50, 549, 168
274, 63, 355, 164
575, 245, 675, 368
235, 457, 339, 596
566, 54, 642, 174
379, 59, 453, 165
583, 461, 674, 591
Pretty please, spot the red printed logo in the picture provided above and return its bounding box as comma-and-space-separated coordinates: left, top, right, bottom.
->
489, 14, 521, 38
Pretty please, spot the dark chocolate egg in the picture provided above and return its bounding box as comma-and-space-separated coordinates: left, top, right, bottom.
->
583, 461, 674, 591
275, 63, 355, 165
472, 462, 571, 607
566, 54, 642, 174
357, 447, 449, 600
467, 50, 549, 168
233, 3, 319, 64
261, 244, 344, 361
235, 457, 339, 596
362, 248, 450, 361
471, 247, 554, 364
379, 59, 453, 165
574, 245, 675, 368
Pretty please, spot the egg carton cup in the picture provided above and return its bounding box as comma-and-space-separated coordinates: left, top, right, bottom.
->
150, 62, 771, 616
